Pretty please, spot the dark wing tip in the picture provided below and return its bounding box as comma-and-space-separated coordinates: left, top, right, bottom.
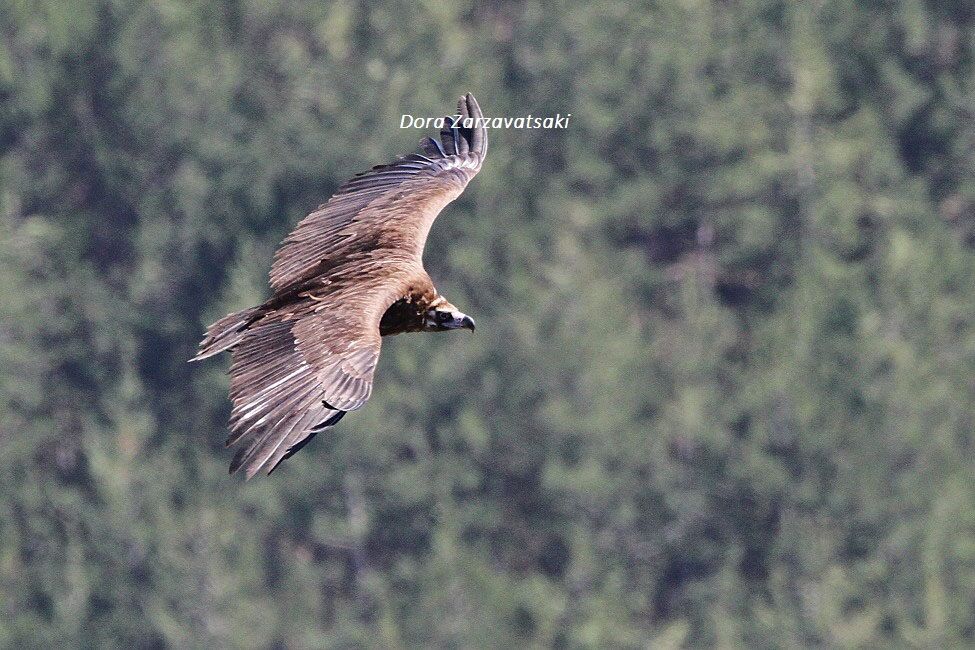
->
433, 92, 487, 161
229, 446, 248, 476
265, 411, 347, 475
439, 114, 459, 156
420, 136, 446, 157
465, 93, 487, 158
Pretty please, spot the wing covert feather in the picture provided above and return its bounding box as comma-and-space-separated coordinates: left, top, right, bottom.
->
269, 93, 487, 293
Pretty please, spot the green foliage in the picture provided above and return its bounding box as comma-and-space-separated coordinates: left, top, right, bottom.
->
1, 0, 974, 646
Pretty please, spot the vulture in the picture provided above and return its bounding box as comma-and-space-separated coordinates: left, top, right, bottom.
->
192, 93, 487, 478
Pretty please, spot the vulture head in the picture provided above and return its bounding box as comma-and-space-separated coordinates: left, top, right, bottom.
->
424, 304, 476, 332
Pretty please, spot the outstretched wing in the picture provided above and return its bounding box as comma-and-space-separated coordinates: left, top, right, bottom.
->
216, 93, 488, 478
225, 273, 415, 478
225, 318, 345, 478
269, 93, 488, 294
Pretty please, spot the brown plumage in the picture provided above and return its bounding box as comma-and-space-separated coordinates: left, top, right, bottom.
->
192, 94, 487, 478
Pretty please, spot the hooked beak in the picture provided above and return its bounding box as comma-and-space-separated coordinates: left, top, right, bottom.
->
432, 310, 476, 332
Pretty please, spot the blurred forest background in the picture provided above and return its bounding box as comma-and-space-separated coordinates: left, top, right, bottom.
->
2, 0, 975, 647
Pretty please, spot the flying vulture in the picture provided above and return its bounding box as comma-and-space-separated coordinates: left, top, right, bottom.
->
192, 93, 487, 478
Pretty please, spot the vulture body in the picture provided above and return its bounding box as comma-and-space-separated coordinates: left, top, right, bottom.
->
193, 94, 487, 478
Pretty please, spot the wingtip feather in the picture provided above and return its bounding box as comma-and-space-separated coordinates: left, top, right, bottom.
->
465, 93, 486, 156
434, 92, 488, 160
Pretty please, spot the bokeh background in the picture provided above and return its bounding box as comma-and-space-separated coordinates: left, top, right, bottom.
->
2, 1, 975, 647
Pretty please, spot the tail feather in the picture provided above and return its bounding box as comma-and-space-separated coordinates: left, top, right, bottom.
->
191, 306, 262, 362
